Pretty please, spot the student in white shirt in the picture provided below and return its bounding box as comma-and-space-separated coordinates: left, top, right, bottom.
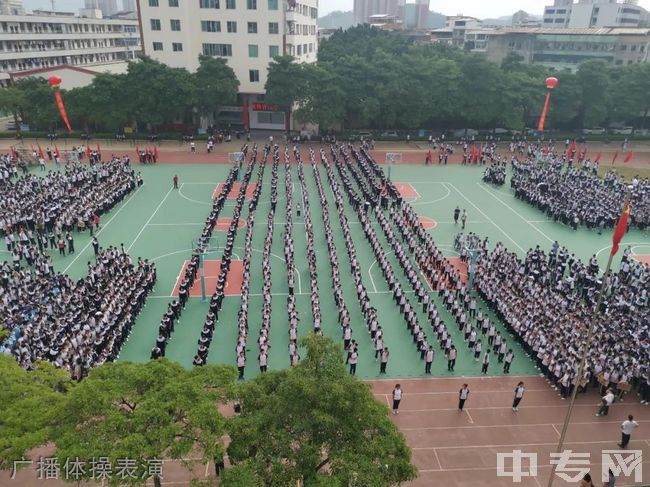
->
237, 352, 246, 380
619, 414, 639, 448
425, 346, 434, 374
512, 382, 525, 411
458, 384, 470, 411
349, 347, 358, 376
596, 388, 615, 416
392, 384, 402, 415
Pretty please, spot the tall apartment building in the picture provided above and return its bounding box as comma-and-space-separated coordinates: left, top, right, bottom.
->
138, 0, 318, 130
0, 9, 140, 86
543, 0, 649, 28
353, 0, 399, 24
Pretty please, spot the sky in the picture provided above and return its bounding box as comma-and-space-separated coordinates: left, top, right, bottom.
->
21, 0, 650, 17
321, 0, 650, 18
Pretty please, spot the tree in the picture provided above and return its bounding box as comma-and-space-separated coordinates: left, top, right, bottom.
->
614, 63, 650, 129
0, 84, 25, 134
52, 359, 237, 487
576, 60, 611, 128
124, 57, 196, 130
264, 55, 309, 130
227, 335, 418, 487
193, 55, 239, 122
0, 356, 73, 469
294, 63, 346, 130
11, 78, 59, 130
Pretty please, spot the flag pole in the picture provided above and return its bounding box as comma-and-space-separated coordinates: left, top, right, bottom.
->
546, 192, 630, 487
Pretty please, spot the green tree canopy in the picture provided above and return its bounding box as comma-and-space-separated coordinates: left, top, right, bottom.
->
227, 334, 417, 487
52, 359, 237, 487
194, 55, 240, 119
0, 355, 74, 469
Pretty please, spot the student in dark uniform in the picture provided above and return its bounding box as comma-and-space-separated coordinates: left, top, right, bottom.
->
512, 382, 525, 411
458, 384, 470, 411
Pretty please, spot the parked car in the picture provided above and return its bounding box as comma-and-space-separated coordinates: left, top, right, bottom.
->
453, 129, 479, 138
380, 130, 398, 138
610, 127, 634, 135
582, 127, 606, 135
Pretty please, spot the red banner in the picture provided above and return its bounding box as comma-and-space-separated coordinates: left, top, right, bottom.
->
54, 91, 72, 133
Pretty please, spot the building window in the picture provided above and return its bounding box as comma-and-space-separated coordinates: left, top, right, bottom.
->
309, 43, 313, 53
201, 20, 221, 32
227, 21, 237, 32
249, 69, 260, 82
297, 44, 302, 55
247, 22, 257, 33
269, 45, 279, 57
172, 42, 183, 51
150, 19, 161, 30
268, 22, 279, 34
148, 0, 158, 6
615, 59, 623, 65
247, 0, 256, 9
202, 43, 232, 56
170, 19, 181, 31
268, 0, 278, 9
631, 45, 637, 51
554, 18, 564, 23
153, 41, 163, 50
226, 0, 235, 7
258, 111, 284, 124
620, 44, 627, 51
248, 44, 258, 57
199, 0, 219, 7
169, 0, 178, 6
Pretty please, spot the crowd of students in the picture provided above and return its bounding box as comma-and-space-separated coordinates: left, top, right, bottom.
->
1, 248, 156, 378
1, 159, 141, 269
483, 163, 507, 186
511, 160, 649, 231
475, 241, 650, 401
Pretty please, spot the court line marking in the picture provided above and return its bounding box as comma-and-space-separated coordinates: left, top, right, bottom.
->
411, 438, 650, 451
380, 403, 616, 412
148, 222, 204, 226
411, 182, 452, 207
401, 419, 650, 431
374, 388, 550, 395
596, 242, 650, 258
368, 251, 392, 293
465, 409, 474, 424
178, 183, 211, 206
477, 182, 554, 244
432, 448, 443, 471
446, 182, 525, 253
62, 184, 143, 273
127, 187, 174, 252
418, 459, 650, 474
163, 246, 301, 297
552, 424, 561, 438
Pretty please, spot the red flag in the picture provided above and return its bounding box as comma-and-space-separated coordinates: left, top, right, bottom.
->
85, 144, 91, 159
54, 145, 60, 158
37, 143, 45, 160
580, 149, 587, 161
11, 146, 17, 159
594, 152, 602, 163
612, 151, 619, 164
565, 142, 576, 159
624, 151, 634, 163
135, 144, 140, 158
96, 143, 101, 154
611, 203, 631, 256
154, 145, 159, 160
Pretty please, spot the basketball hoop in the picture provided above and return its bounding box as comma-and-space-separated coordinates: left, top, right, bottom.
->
229, 152, 244, 164
385, 152, 402, 180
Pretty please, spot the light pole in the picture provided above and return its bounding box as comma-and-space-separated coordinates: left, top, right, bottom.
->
537, 77, 558, 132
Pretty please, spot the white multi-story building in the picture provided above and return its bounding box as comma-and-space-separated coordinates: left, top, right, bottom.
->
0, 9, 140, 86
138, 0, 318, 131
543, 0, 649, 28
